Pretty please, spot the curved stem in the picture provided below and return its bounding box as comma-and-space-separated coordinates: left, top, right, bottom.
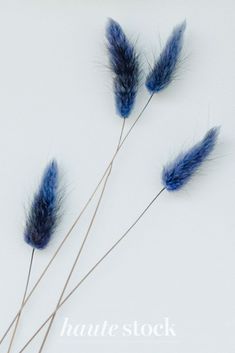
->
18, 187, 165, 353
0, 94, 153, 345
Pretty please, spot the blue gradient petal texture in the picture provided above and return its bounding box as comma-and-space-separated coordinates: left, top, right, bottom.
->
162, 127, 219, 191
146, 21, 186, 93
24, 160, 60, 249
106, 19, 140, 118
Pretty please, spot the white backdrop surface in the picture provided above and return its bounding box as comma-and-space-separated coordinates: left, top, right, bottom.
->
0, 1, 234, 353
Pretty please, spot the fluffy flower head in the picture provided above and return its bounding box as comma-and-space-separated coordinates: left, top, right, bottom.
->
146, 21, 186, 93
106, 18, 140, 118
162, 127, 219, 191
24, 160, 61, 249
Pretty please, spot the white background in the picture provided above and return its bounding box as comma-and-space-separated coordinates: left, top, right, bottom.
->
0, 1, 234, 353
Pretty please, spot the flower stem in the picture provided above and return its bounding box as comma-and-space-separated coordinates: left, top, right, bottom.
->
37, 118, 126, 353
7, 248, 35, 353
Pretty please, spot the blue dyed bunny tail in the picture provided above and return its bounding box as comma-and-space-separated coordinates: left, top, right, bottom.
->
146, 21, 186, 93
162, 127, 220, 191
24, 160, 61, 249
106, 18, 140, 118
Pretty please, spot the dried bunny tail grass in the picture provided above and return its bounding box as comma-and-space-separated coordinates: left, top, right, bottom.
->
162, 127, 220, 191
106, 18, 141, 118
6, 160, 63, 353
24, 160, 62, 249
146, 21, 186, 93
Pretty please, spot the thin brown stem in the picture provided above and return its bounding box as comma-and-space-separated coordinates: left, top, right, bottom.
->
0, 94, 153, 346
6, 248, 35, 353
18, 187, 165, 353
37, 119, 126, 353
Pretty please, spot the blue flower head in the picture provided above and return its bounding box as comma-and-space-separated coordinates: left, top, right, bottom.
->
106, 19, 140, 118
162, 127, 220, 191
24, 160, 61, 249
146, 21, 186, 93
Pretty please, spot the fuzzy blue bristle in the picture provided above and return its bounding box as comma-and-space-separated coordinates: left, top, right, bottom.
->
24, 160, 61, 249
106, 18, 140, 118
162, 127, 220, 191
146, 21, 186, 93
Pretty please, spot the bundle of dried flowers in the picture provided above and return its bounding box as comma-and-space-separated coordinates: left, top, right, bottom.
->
0, 18, 223, 353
